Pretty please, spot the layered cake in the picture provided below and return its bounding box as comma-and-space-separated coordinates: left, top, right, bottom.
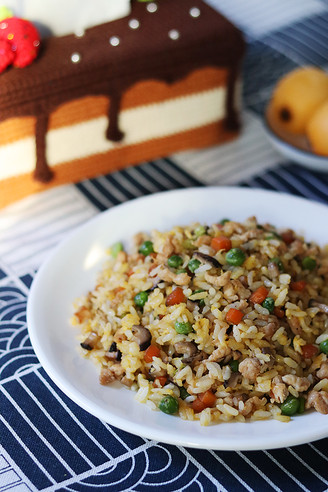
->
0, 0, 245, 208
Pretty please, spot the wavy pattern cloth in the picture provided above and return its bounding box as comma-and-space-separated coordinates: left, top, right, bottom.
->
1, 1, 328, 490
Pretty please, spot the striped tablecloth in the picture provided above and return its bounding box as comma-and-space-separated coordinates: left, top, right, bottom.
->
1, 1, 328, 491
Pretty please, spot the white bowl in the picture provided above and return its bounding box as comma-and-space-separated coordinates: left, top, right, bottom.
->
27, 187, 328, 450
264, 118, 328, 172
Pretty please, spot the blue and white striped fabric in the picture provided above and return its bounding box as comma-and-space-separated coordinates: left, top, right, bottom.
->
1, 1, 328, 491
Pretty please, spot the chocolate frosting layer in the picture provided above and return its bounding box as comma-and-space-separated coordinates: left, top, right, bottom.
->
0, 0, 245, 182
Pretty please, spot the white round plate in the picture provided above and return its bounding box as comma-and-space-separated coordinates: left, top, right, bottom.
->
264, 120, 328, 172
27, 187, 328, 450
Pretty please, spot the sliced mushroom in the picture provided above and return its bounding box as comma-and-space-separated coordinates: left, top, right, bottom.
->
105, 341, 122, 361
309, 299, 328, 314
131, 325, 151, 351
193, 251, 220, 269
224, 372, 241, 389
174, 341, 197, 362
80, 331, 99, 351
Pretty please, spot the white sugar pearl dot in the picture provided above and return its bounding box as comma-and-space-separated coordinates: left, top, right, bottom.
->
109, 36, 120, 46
71, 52, 81, 63
129, 18, 140, 29
146, 3, 158, 13
168, 29, 180, 40
189, 7, 201, 18
75, 29, 85, 38
0, 22, 8, 29
33, 40, 40, 47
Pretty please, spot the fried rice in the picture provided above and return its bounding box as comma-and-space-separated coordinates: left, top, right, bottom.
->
71, 216, 328, 425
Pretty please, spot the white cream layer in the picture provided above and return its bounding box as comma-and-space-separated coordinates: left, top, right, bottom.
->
0, 87, 226, 181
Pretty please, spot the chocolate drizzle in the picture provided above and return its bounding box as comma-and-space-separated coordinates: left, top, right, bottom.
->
106, 92, 124, 142
34, 112, 53, 182
0, 0, 245, 181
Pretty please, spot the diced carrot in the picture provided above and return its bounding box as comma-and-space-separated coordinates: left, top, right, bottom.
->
211, 235, 232, 252
302, 344, 318, 359
199, 390, 217, 407
274, 307, 285, 319
226, 307, 244, 325
153, 376, 167, 387
144, 345, 161, 363
250, 286, 269, 304
191, 398, 206, 413
290, 280, 306, 291
166, 287, 186, 306
281, 230, 295, 245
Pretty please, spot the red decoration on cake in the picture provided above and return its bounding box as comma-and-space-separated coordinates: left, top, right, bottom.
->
0, 16, 40, 72
0, 38, 14, 72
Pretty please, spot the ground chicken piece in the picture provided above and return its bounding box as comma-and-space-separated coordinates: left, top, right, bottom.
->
204, 270, 231, 288
290, 239, 306, 257
306, 390, 328, 414
281, 374, 311, 392
261, 321, 279, 341
271, 376, 288, 403
223, 221, 245, 235
194, 235, 212, 247
133, 232, 148, 249
113, 329, 127, 343
238, 229, 259, 242
224, 394, 244, 407
156, 266, 191, 286
287, 316, 303, 336
120, 376, 134, 387
231, 280, 251, 299
240, 396, 264, 417
239, 357, 261, 382
318, 258, 328, 277
208, 345, 231, 362
223, 282, 238, 302
317, 362, 328, 380
99, 364, 125, 385
158, 236, 175, 258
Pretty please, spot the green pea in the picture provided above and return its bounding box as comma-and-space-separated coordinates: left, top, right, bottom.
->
194, 225, 206, 237
319, 339, 328, 354
229, 359, 239, 372
280, 395, 300, 416
226, 248, 246, 266
110, 242, 123, 258
188, 258, 201, 273
182, 239, 196, 250
168, 255, 183, 269
159, 395, 179, 414
134, 291, 148, 307
265, 231, 281, 240
174, 321, 193, 335
139, 240, 154, 256
302, 256, 316, 271
298, 397, 306, 414
262, 297, 275, 314
271, 257, 284, 272
220, 218, 230, 225
176, 268, 187, 274
179, 386, 190, 400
